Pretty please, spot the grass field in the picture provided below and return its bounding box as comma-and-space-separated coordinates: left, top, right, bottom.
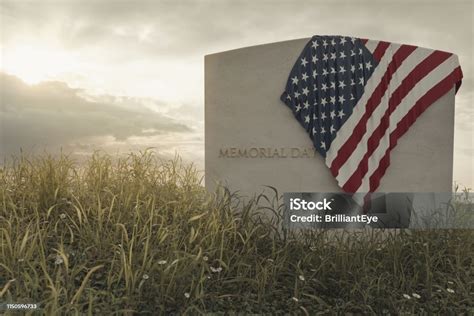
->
0, 150, 473, 315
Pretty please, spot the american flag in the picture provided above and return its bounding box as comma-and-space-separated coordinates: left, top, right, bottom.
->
281, 35, 462, 204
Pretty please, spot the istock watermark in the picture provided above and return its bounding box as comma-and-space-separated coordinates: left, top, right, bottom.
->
289, 198, 333, 211
283, 192, 474, 229
283, 193, 379, 229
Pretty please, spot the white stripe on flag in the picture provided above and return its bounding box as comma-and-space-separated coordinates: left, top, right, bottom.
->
334, 47, 433, 186
364, 40, 380, 54
325, 44, 400, 167
354, 54, 459, 193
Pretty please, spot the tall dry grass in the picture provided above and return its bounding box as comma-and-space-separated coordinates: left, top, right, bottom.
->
0, 150, 472, 314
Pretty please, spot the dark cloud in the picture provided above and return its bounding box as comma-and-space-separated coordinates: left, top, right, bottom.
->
0, 72, 191, 158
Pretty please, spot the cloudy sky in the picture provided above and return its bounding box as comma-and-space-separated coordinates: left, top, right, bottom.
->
0, 0, 472, 187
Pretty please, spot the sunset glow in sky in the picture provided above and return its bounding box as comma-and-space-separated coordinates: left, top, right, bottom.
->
0, 0, 472, 187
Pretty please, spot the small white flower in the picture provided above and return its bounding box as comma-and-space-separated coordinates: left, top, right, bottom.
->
54, 255, 63, 265
210, 266, 222, 273
158, 260, 167, 265
298, 275, 305, 281
206, 275, 211, 279
403, 294, 411, 300
203, 256, 208, 262
18, 258, 24, 262
60, 213, 66, 220
291, 297, 299, 302
447, 288, 455, 293
412, 293, 421, 299
184, 292, 190, 299
142, 274, 149, 280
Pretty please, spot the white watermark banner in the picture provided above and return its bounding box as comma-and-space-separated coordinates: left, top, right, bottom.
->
283, 192, 474, 229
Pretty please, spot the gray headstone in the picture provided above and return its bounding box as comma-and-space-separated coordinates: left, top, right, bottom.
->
205, 38, 454, 198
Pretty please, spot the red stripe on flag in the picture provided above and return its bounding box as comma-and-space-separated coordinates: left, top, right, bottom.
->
360, 38, 368, 44
341, 50, 452, 192
368, 66, 463, 191
329, 45, 417, 180
372, 41, 391, 62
